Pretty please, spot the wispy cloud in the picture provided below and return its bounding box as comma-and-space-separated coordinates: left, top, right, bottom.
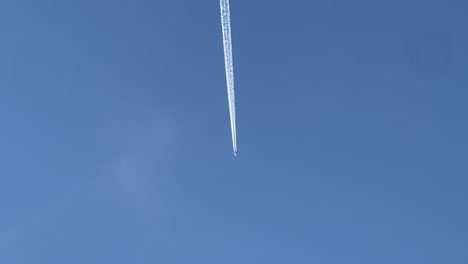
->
0, 105, 178, 254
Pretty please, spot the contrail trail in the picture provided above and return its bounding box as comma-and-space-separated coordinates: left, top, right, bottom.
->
220, 0, 237, 156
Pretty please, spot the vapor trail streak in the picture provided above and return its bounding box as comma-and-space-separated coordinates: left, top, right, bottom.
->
220, 0, 237, 156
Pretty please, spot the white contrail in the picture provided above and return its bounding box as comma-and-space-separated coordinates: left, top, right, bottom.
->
220, 0, 237, 156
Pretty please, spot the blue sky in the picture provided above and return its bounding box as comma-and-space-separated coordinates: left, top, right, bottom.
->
1, 0, 467, 263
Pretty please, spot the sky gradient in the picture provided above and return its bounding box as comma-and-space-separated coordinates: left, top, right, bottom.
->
1, 0, 467, 263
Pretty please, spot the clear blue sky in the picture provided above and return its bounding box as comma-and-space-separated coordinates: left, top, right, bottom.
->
1, 0, 467, 263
